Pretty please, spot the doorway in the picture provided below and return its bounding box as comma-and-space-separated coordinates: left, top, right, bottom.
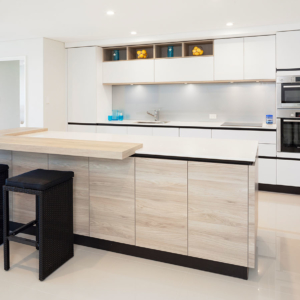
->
0, 57, 26, 130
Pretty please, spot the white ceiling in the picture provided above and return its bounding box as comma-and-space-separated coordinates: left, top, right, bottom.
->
1, 0, 300, 45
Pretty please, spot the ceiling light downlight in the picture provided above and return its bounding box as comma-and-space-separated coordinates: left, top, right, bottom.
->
131, 31, 137, 35
226, 22, 233, 26
107, 11, 114, 15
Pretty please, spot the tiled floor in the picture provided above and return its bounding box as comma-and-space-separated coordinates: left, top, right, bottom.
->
0, 191, 300, 299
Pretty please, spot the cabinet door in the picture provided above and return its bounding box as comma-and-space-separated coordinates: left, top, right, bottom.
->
68, 124, 97, 133
214, 38, 244, 80
258, 158, 276, 184
136, 158, 187, 255
244, 36, 276, 80
258, 144, 277, 157
276, 31, 300, 69
277, 159, 300, 187
212, 129, 276, 144
127, 126, 153, 136
97, 125, 128, 135
89, 158, 135, 245
103, 60, 155, 84
180, 128, 211, 138
155, 57, 214, 82
152, 127, 179, 137
67, 47, 97, 123
188, 161, 248, 266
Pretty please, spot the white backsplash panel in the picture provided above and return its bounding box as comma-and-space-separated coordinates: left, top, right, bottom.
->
112, 82, 276, 123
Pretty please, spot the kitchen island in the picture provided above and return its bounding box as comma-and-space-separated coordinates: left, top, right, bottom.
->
0, 128, 258, 279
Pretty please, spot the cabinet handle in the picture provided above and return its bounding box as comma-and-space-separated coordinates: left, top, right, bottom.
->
283, 119, 300, 122
283, 85, 300, 88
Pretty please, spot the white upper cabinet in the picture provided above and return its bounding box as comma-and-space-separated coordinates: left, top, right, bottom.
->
103, 60, 155, 84
155, 57, 214, 82
67, 47, 98, 123
244, 36, 276, 80
214, 38, 244, 80
276, 30, 300, 69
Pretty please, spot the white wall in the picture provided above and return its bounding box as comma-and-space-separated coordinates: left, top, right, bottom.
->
0, 38, 44, 127
43, 38, 67, 131
0, 61, 20, 129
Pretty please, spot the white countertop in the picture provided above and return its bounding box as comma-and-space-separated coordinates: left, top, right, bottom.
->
25, 131, 258, 163
98, 120, 276, 130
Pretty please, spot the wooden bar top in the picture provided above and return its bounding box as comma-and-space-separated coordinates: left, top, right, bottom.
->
0, 128, 143, 160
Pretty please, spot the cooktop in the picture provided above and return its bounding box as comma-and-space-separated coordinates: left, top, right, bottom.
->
221, 122, 263, 127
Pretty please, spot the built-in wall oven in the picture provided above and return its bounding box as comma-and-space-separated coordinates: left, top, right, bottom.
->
277, 109, 300, 153
277, 76, 300, 109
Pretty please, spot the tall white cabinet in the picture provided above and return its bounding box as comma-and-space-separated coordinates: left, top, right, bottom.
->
67, 47, 112, 126
214, 38, 244, 80
276, 30, 300, 69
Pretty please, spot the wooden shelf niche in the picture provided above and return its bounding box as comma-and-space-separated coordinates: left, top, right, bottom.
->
154, 43, 183, 59
128, 45, 154, 60
103, 47, 127, 62
183, 40, 214, 57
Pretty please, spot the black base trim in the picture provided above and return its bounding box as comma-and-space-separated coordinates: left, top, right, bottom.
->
9, 221, 248, 280
259, 183, 300, 195
68, 122, 276, 132
132, 153, 253, 165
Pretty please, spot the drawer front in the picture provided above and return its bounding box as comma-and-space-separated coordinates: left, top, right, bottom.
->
127, 126, 153, 136
258, 144, 277, 157
212, 130, 276, 144
153, 127, 179, 137
258, 158, 277, 185
97, 125, 128, 135
277, 159, 300, 187
180, 128, 212, 138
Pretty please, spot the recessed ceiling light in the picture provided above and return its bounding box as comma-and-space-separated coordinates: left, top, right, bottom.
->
230, 81, 234, 83
107, 11, 114, 15
226, 22, 233, 26
131, 31, 137, 35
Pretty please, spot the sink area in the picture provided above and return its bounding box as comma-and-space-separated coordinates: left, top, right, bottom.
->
135, 121, 169, 124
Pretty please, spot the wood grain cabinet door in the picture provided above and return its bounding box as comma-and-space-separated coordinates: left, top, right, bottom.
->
89, 157, 135, 245
188, 162, 248, 267
136, 158, 187, 255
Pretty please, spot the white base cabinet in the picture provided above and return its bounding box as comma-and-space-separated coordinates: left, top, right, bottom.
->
180, 128, 211, 138
127, 126, 153, 136
68, 124, 97, 133
97, 125, 127, 135
277, 159, 300, 187
155, 57, 214, 83
258, 158, 276, 185
153, 127, 179, 137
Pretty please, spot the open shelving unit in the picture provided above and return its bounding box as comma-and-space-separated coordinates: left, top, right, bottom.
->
103, 47, 127, 62
183, 40, 213, 57
103, 40, 214, 62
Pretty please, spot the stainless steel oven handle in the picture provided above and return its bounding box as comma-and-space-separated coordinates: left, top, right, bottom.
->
283, 119, 300, 122
283, 85, 300, 88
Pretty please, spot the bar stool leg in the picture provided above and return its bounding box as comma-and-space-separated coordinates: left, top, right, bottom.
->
3, 189, 10, 271
36, 195, 39, 250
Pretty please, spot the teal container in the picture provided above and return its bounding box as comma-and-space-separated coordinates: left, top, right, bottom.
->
112, 50, 119, 61
167, 46, 174, 57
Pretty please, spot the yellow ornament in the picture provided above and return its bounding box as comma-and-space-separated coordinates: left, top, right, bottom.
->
137, 49, 148, 59
192, 46, 203, 56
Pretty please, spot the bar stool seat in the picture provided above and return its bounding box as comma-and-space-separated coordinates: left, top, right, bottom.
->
3, 168, 74, 281
6, 169, 74, 191
0, 164, 9, 245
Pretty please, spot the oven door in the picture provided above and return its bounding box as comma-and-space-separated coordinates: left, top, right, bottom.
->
281, 119, 300, 152
280, 83, 300, 107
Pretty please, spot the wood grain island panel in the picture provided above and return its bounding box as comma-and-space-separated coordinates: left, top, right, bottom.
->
188, 161, 249, 267
89, 157, 135, 245
136, 158, 188, 255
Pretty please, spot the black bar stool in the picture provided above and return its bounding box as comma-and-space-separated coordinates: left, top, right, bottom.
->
0, 164, 9, 245
3, 169, 74, 281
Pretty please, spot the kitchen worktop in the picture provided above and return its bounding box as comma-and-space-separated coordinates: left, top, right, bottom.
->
25, 130, 258, 163
97, 120, 277, 130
